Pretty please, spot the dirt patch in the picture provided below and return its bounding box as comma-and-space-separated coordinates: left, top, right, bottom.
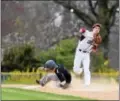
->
1, 76, 119, 100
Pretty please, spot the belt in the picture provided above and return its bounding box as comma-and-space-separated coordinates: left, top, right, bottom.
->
79, 49, 88, 53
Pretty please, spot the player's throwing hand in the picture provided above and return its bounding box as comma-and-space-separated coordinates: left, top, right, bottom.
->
73, 23, 102, 86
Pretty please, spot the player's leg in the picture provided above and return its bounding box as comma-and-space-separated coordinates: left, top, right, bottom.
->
83, 54, 91, 86
36, 73, 59, 86
73, 50, 83, 75
59, 82, 70, 89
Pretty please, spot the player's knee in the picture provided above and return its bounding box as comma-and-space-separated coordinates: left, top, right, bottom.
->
84, 69, 90, 74
73, 68, 78, 74
73, 67, 82, 75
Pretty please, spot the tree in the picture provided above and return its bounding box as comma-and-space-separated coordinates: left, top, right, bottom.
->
53, 0, 119, 59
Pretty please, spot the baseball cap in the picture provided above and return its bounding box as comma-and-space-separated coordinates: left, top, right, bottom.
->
92, 23, 101, 28
44, 60, 58, 69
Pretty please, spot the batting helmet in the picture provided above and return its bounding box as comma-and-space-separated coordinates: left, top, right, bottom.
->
44, 60, 58, 70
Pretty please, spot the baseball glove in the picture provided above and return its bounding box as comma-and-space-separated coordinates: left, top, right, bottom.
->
93, 34, 102, 44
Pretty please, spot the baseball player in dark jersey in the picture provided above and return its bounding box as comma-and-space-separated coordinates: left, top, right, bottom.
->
36, 60, 72, 89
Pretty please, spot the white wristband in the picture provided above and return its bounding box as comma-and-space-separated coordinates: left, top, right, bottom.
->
60, 81, 66, 85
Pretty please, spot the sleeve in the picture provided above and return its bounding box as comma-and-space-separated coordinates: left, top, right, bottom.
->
63, 69, 71, 84
79, 27, 90, 37
83, 30, 90, 37
80, 35, 85, 41
79, 28, 89, 37
55, 68, 65, 82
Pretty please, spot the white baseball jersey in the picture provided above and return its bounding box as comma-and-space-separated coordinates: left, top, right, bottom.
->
76, 30, 94, 52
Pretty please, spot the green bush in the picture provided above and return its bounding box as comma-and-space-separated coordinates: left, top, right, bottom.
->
39, 49, 57, 65
56, 55, 74, 70
37, 38, 77, 70
2, 43, 40, 72
55, 38, 77, 56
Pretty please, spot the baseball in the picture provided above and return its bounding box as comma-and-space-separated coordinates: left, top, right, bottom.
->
70, 9, 74, 13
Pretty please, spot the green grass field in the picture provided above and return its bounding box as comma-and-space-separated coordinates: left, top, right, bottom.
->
2, 88, 93, 100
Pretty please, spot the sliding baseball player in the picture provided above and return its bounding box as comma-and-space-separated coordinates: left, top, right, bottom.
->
36, 60, 71, 89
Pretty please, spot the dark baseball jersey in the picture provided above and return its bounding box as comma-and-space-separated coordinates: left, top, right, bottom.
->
55, 64, 71, 84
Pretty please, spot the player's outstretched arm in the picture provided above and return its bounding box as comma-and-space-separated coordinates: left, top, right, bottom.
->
73, 27, 86, 39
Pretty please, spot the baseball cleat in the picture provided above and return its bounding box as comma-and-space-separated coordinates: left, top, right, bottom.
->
36, 80, 40, 84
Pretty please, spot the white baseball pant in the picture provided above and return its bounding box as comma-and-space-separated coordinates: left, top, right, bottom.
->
73, 49, 91, 86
